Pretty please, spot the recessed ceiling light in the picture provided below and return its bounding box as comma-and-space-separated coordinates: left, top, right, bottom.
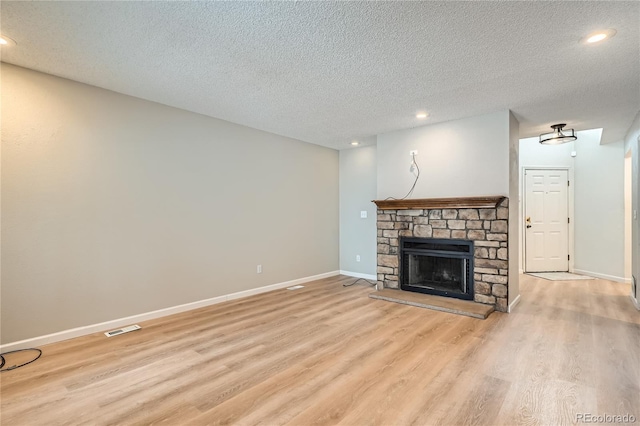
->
582, 29, 616, 45
587, 34, 607, 43
351, 141, 360, 146
0, 35, 17, 46
416, 112, 428, 119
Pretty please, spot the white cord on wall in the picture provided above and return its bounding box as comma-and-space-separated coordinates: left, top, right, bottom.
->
385, 153, 420, 201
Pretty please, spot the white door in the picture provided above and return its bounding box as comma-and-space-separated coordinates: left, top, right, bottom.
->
524, 169, 569, 272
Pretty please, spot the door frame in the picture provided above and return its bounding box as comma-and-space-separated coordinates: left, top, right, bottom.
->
521, 166, 575, 273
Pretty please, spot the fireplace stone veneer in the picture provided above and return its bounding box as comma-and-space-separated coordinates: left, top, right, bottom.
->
374, 197, 509, 312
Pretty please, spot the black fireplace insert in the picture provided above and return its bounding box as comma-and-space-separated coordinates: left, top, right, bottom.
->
399, 237, 474, 300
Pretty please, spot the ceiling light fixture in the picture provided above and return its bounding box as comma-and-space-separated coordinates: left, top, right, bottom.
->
0, 35, 16, 46
416, 112, 428, 119
350, 141, 359, 146
539, 123, 577, 145
582, 29, 616, 45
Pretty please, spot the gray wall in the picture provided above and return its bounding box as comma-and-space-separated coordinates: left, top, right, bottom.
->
625, 154, 632, 280
508, 112, 520, 306
376, 110, 510, 199
574, 132, 626, 281
1, 64, 339, 344
339, 145, 377, 276
623, 111, 640, 303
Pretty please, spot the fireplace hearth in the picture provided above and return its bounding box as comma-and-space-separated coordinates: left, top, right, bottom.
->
373, 196, 510, 312
400, 238, 474, 300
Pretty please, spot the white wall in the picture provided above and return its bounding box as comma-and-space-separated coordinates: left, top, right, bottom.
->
574, 132, 625, 281
623, 110, 640, 303
518, 135, 576, 273
519, 137, 576, 168
376, 111, 510, 199
1, 64, 339, 344
339, 145, 377, 277
519, 129, 626, 282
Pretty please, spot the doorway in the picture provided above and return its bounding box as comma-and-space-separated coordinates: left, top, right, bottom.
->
524, 169, 570, 272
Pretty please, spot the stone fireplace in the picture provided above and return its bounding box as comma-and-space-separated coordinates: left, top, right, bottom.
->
374, 196, 509, 312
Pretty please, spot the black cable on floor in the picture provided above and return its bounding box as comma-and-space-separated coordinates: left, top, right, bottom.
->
343, 278, 377, 287
0, 348, 42, 372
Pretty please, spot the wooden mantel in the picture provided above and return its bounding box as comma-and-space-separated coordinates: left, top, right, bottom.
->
372, 196, 506, 210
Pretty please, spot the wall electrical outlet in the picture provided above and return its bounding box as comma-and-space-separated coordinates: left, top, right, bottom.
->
257, 265, 262, 274
360, 210, 367, 218
356, 255, 361, 262
409, 150, 418, 156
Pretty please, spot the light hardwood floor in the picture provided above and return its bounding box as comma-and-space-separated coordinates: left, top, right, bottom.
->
1, 274, 639, 425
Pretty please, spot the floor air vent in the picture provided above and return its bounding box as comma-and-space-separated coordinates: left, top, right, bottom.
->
104, 324, 141, 337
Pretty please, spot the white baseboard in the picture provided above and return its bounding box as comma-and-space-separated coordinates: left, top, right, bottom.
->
631, 294, 640, 311
339, 270, 377, 280
508, 294, 521, 313
0, 270, 340, 352
572, 269, 627, 283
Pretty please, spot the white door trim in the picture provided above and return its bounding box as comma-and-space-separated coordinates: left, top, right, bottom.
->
521, 166, 574, 273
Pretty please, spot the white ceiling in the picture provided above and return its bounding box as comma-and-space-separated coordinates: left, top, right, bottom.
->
1, 1, 638, 149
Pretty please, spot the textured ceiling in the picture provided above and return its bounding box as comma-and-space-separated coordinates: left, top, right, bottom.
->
1, 1, 638, 149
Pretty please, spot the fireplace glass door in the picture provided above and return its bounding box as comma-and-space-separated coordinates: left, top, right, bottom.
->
400, 238, 474, 300
405, 253, 468, 294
